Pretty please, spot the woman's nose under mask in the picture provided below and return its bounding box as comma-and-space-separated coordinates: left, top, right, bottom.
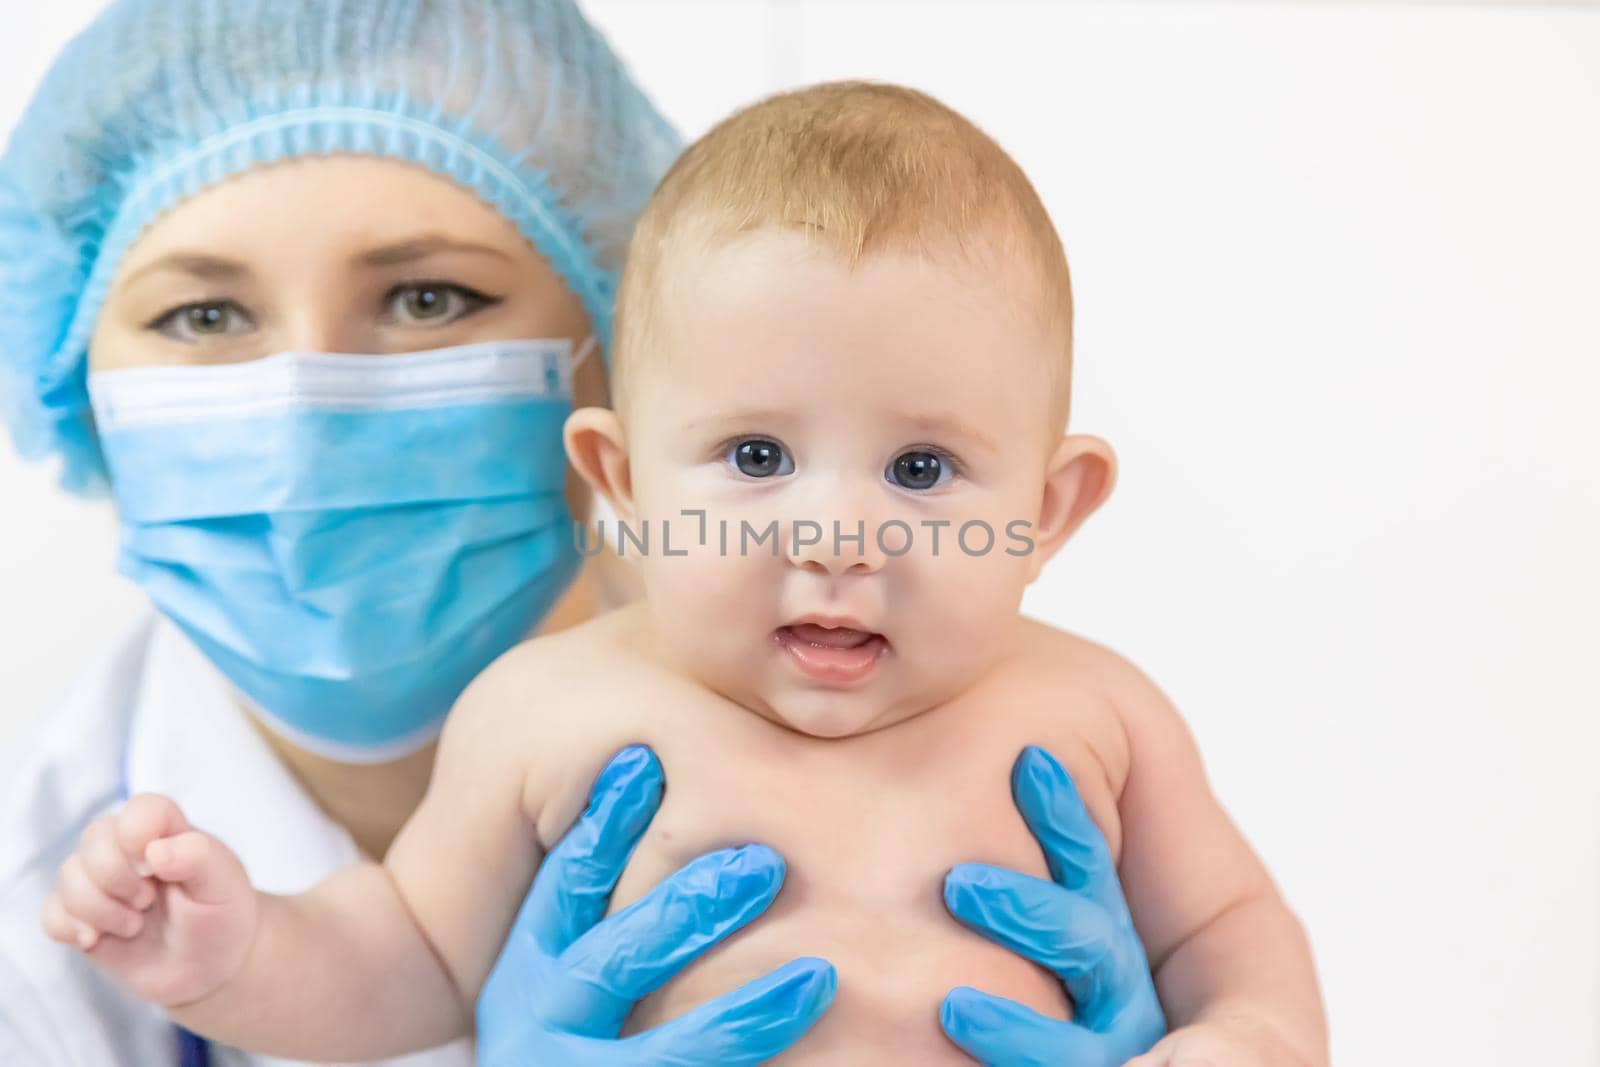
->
87, 337, 593, 763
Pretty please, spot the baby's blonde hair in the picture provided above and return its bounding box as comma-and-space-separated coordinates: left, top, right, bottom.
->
613, 81, 1074, 424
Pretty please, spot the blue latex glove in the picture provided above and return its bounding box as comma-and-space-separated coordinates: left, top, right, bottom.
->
941, 745, 1168, 1066
477, 745, 836, 1065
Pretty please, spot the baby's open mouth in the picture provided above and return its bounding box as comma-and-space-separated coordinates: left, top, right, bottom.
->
773, 622, 889, 685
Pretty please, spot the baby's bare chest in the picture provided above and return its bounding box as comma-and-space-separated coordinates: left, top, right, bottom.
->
550, 673, 1126, 1062
622, 728, 1117, 903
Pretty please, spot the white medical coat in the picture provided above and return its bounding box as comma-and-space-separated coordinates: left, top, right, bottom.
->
0, 617, 475, 1067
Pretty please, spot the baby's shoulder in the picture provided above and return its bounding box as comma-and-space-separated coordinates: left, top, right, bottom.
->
995, 618, 1188, 776
1009, 617, 1158, 696
441, 604, 703, 842
435, 604, 657, 762
498, 605, 640, 676
460, 603, 659, 723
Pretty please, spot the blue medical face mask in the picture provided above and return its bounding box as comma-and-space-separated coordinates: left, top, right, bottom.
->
88, 338, 591, 763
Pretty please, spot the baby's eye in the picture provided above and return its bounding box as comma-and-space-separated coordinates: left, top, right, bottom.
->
150, 301, 253, 343
726, 438, 794, 478
887, 449, 954, 491
386, 283, 494, 327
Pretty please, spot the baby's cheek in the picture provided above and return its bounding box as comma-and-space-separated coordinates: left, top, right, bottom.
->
644, 549, 715, 613
904, 550, 1026, 672
642, 545, 764, 655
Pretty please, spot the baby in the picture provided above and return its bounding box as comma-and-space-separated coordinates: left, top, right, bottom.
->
44, 82, 1326, 1064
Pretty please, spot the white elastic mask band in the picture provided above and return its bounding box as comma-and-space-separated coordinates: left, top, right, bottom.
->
571, 334, 598, 374
89, 338, 580, 432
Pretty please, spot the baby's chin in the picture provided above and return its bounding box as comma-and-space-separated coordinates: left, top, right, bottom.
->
750, 675, 939, 740
670, 633, 982, 740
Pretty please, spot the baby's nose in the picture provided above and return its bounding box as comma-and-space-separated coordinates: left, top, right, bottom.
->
785, 517, 887, 576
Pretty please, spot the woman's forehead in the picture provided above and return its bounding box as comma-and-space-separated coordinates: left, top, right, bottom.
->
118, 156, 530, 274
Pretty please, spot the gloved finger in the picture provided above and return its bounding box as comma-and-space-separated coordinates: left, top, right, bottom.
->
79, 816, 155, 909
940, 985, 1118, 1067
943, 861, 1167, 1040
55, 854, 144, 941
1010, 746, 1127, 920
561, 843, 786, 1001
516, 745, 665, 954
943, 863, 1130, 994
623, 956, 836, 1066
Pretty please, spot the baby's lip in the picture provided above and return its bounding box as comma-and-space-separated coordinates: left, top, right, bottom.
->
773, 623, 890, 686
782, 622, 879, 649
785, 612, 876, 635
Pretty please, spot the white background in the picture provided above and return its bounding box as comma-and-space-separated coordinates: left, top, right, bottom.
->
3, 2, 1597, 1063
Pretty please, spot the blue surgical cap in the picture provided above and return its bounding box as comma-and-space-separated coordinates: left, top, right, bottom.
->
0, 0, 682, 493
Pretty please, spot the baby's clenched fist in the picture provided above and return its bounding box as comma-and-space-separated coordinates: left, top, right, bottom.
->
41, 792, 257, 1007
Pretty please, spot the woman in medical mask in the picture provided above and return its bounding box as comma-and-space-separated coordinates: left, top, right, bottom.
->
0, 2, 1167, 1065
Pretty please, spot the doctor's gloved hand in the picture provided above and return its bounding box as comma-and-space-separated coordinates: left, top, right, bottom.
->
41, 793, 258, 1007
476, 745, 836, 1066
941, 746, 1167, 1066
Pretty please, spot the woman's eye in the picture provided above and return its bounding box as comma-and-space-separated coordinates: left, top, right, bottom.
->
727, 438, 794, 478
151, 301, 251, 343
387, 283, 493, 326
887, 449, 954, 491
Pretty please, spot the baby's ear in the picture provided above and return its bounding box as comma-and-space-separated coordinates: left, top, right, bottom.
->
1025, 434, 1117, 581
564, 407, 635, 523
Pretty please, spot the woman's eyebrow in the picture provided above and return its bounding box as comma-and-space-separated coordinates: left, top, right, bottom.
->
356, 235, 514, 268
123, 253, 250, 286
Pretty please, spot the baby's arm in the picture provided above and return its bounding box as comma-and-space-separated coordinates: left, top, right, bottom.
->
1107, 660, 1329, 1067
41, 797, 468, 1059
42, 648, 559, 1061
